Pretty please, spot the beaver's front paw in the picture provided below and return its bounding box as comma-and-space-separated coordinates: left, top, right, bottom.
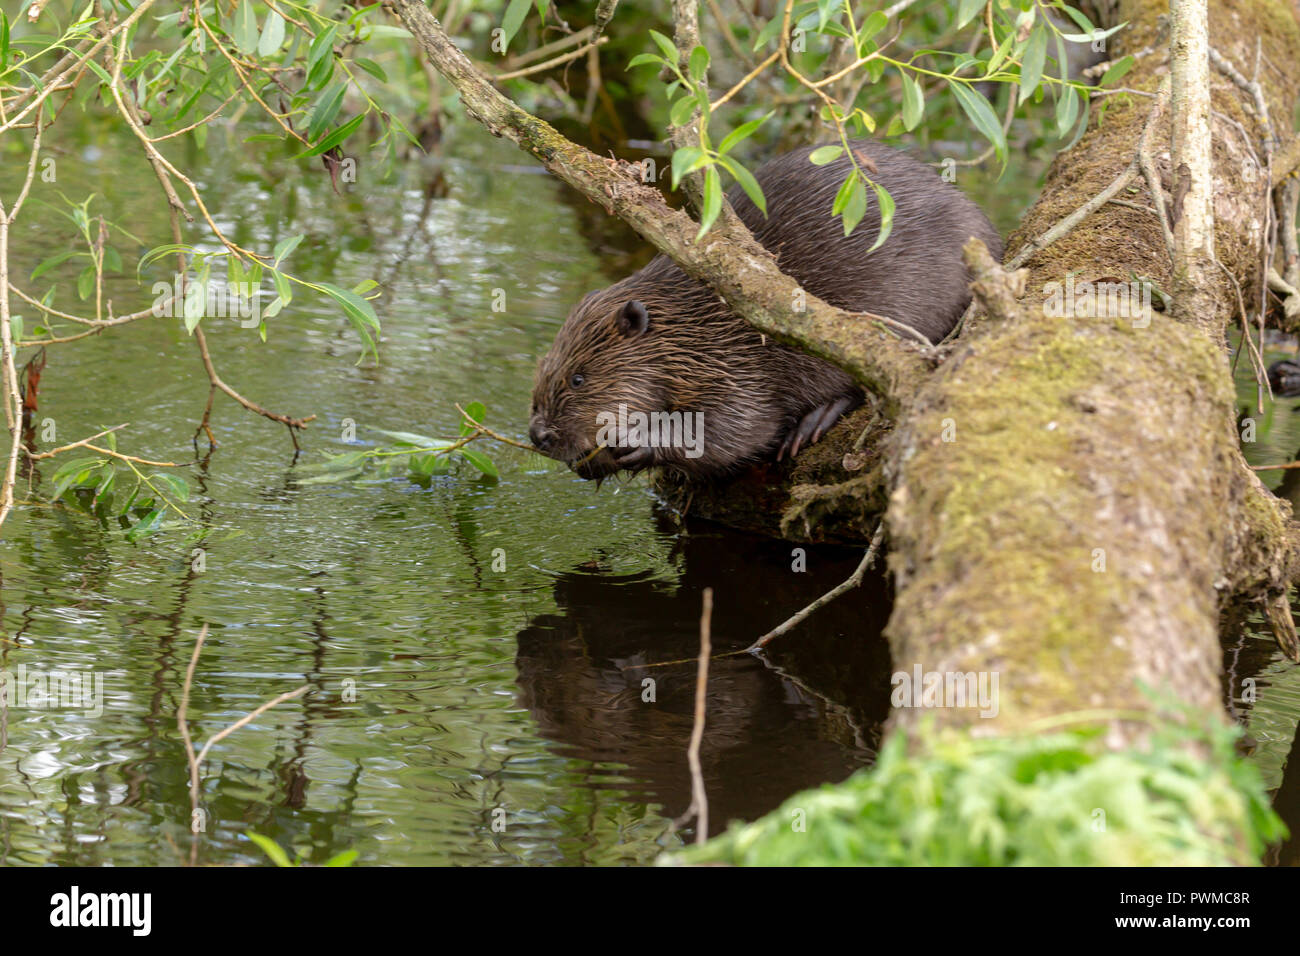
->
776, 396, 857, 461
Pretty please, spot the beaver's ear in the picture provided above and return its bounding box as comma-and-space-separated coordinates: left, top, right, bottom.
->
616, 300, 650, 337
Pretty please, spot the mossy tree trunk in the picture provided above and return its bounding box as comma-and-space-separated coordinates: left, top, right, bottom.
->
885, 0, 1300, 740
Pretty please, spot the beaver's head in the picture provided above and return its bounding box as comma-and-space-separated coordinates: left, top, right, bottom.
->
530, 287, 717, 480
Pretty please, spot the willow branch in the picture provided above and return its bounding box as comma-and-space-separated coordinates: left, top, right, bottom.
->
385, 0, 929, 413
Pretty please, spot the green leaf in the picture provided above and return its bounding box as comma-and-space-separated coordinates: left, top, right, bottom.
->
233, 0, 258, 56
867, 182, 895, 252
718, 112, 772, 155
77, 265, 94, 301
808, 144, 844, 166
956, 0, 985, 29
460, 401, 486, 438
949, 80, 1006, 165
125, 507, 166, 542
302, 450, 370, 473
1059, 4, 1096, 35
272, 268, 292, 304
1, 11, 10, 71
308, 82, 347, 142
306, 24, 338, 89
30, 249, 83, 280
183, 288, 204, 333
696, 166, 722, 240
985, 31, 1014, 76
1056, 85, 1082, 139
900, 73, 924, 131
841, 176, 867, 237
273, 234, 304, 266
670, 93, 698, 127
816, 0, 839, 31
362, 25, 413, 40
1019, 20, 1047, 105
258, 10, 285, 57
859, 9, 888, 45
625, 52, 662, 70
149, 472, 190, 503
319, 281, 381, 358
718, 156, 766, 216
354, 57, 388, 82
318, 282, 380, 331
1100, 55, 1134, 87
323, 850, 358, 867
831, 169, 857, 215
501, 0, 531, 50
247, 833, 294, 867
1054, 30, 1069, 92
688, 45, 709, 82
9, 314, 21, 345
670, 146, 707, 188
296, 112, 364, 157
52, 457, 105, 502
648, 29, 678, 63
1060, 22, 1126, 44
460, 447, 498, 479
752, 14, 785, 51
370, 427, 450, 448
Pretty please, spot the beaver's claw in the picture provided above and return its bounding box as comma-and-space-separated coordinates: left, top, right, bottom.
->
613, 446, 655, 471
777, 396, 856, 461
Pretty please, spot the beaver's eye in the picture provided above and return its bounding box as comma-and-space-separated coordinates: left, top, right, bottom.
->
570, 372, 585, 388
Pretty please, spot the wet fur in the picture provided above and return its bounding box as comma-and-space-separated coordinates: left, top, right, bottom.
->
531, 139, 1004, 480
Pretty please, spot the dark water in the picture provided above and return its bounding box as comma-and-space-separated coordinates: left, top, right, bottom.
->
0, 116, 1295, 865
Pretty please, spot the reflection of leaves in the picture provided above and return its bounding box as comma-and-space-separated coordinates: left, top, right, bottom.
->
49, 454, 193, 541
461, 448, 498, 479
247, 833, 294, 867
247, 832, 358, 867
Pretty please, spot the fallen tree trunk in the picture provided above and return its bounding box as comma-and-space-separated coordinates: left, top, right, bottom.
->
388, 0, 1300, 778
886, 0, 1300, 742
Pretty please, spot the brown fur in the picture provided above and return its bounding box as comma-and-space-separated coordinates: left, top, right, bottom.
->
530, 139, 1004, 480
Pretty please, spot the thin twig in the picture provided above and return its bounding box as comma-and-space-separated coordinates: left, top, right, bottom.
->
0, 120, 45, 530
178, 624, 309, 865
746, 521, 885, 654
493, 37, 608, 81
1006, 82, 1175, 273
454, 403, 535, 450
674, 587, 712, 843
1137, 78, 1175, 264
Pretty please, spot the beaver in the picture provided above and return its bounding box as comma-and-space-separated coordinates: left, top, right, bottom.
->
529, 139, 1003, 480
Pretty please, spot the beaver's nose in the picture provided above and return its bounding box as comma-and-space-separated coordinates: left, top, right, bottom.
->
529, 422, 556, 451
